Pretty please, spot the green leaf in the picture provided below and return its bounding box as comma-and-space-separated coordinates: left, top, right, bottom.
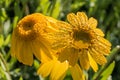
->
40, 0, 50, 15
33, 60, 40, 69
19, 76, 23, 80
3, 19, 11, 36
51, 0, 61, 18
100, 61, 115, 80
0, 35, 4, 47
4, 34, 11, 46
13, 16, 19, 28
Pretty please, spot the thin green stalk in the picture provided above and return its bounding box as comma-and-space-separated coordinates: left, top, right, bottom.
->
48, 0, 56, 16
93, 45, 120, 80
0, 52, 12, 80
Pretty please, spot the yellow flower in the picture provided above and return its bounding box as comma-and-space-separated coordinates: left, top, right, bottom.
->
52, 12, 111, 72
37, 57, 85, 80
37, 16, 86, 80
11, 13, 59, 66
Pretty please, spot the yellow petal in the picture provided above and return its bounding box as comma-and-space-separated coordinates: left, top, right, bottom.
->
37, 60, 55, 77
94, 28, 104, 37
97, 37, 111, 47
50, 61, 69, 80
15, 39, 24, 63
58, 47, 79, 66
77, 12, 88, 25
92, 41, 111, 55
67, 13, 80, 27
88, 53, 98, 72
70, 64, 85, 80
79, 50, 90, 70
57, 21, 72, 32
40, 49, 53, 63
89, 48, 107, 65
19, 41, 33, 66
74, 40, 89, 49
31, 41, 41, 61
88, 17, 97, 29
11, 32, 17, 57
40, 40, 53, 60
46, 16, 60, 32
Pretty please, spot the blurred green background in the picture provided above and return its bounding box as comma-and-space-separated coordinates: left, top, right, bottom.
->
0, 0, 120, 80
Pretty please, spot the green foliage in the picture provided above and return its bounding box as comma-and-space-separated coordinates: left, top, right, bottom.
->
0, 0, 120, 80
101, 61, 115, 80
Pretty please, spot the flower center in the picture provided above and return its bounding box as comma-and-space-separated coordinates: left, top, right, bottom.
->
73, 29, 91, 42
72, 29, 91, 49
15, 20, 39, 41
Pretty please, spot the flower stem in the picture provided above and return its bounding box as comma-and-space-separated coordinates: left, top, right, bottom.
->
93, 45, 120, 80
48, 0, 56, 16
0, 52, 12, 80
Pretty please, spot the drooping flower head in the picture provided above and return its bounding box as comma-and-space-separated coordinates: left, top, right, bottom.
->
11, 13, 59, 66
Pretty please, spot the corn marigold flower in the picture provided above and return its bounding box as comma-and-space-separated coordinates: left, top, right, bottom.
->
11, 13, 59, 66
51, 12, 111, 72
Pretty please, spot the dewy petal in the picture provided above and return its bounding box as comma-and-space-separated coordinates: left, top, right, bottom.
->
79, 50, 90, 70
37, 60, 55, 77
88, 17, 97, 29
50, 60, 69, 80
77, 12, 88, 25
89, 48, 107, 65
67, 13, 80, 27
70, 64, 85, 80
88, 53, 98, 72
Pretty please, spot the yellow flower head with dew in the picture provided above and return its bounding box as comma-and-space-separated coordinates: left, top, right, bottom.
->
52, 12, 111, 72
11, 13, 59, 66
